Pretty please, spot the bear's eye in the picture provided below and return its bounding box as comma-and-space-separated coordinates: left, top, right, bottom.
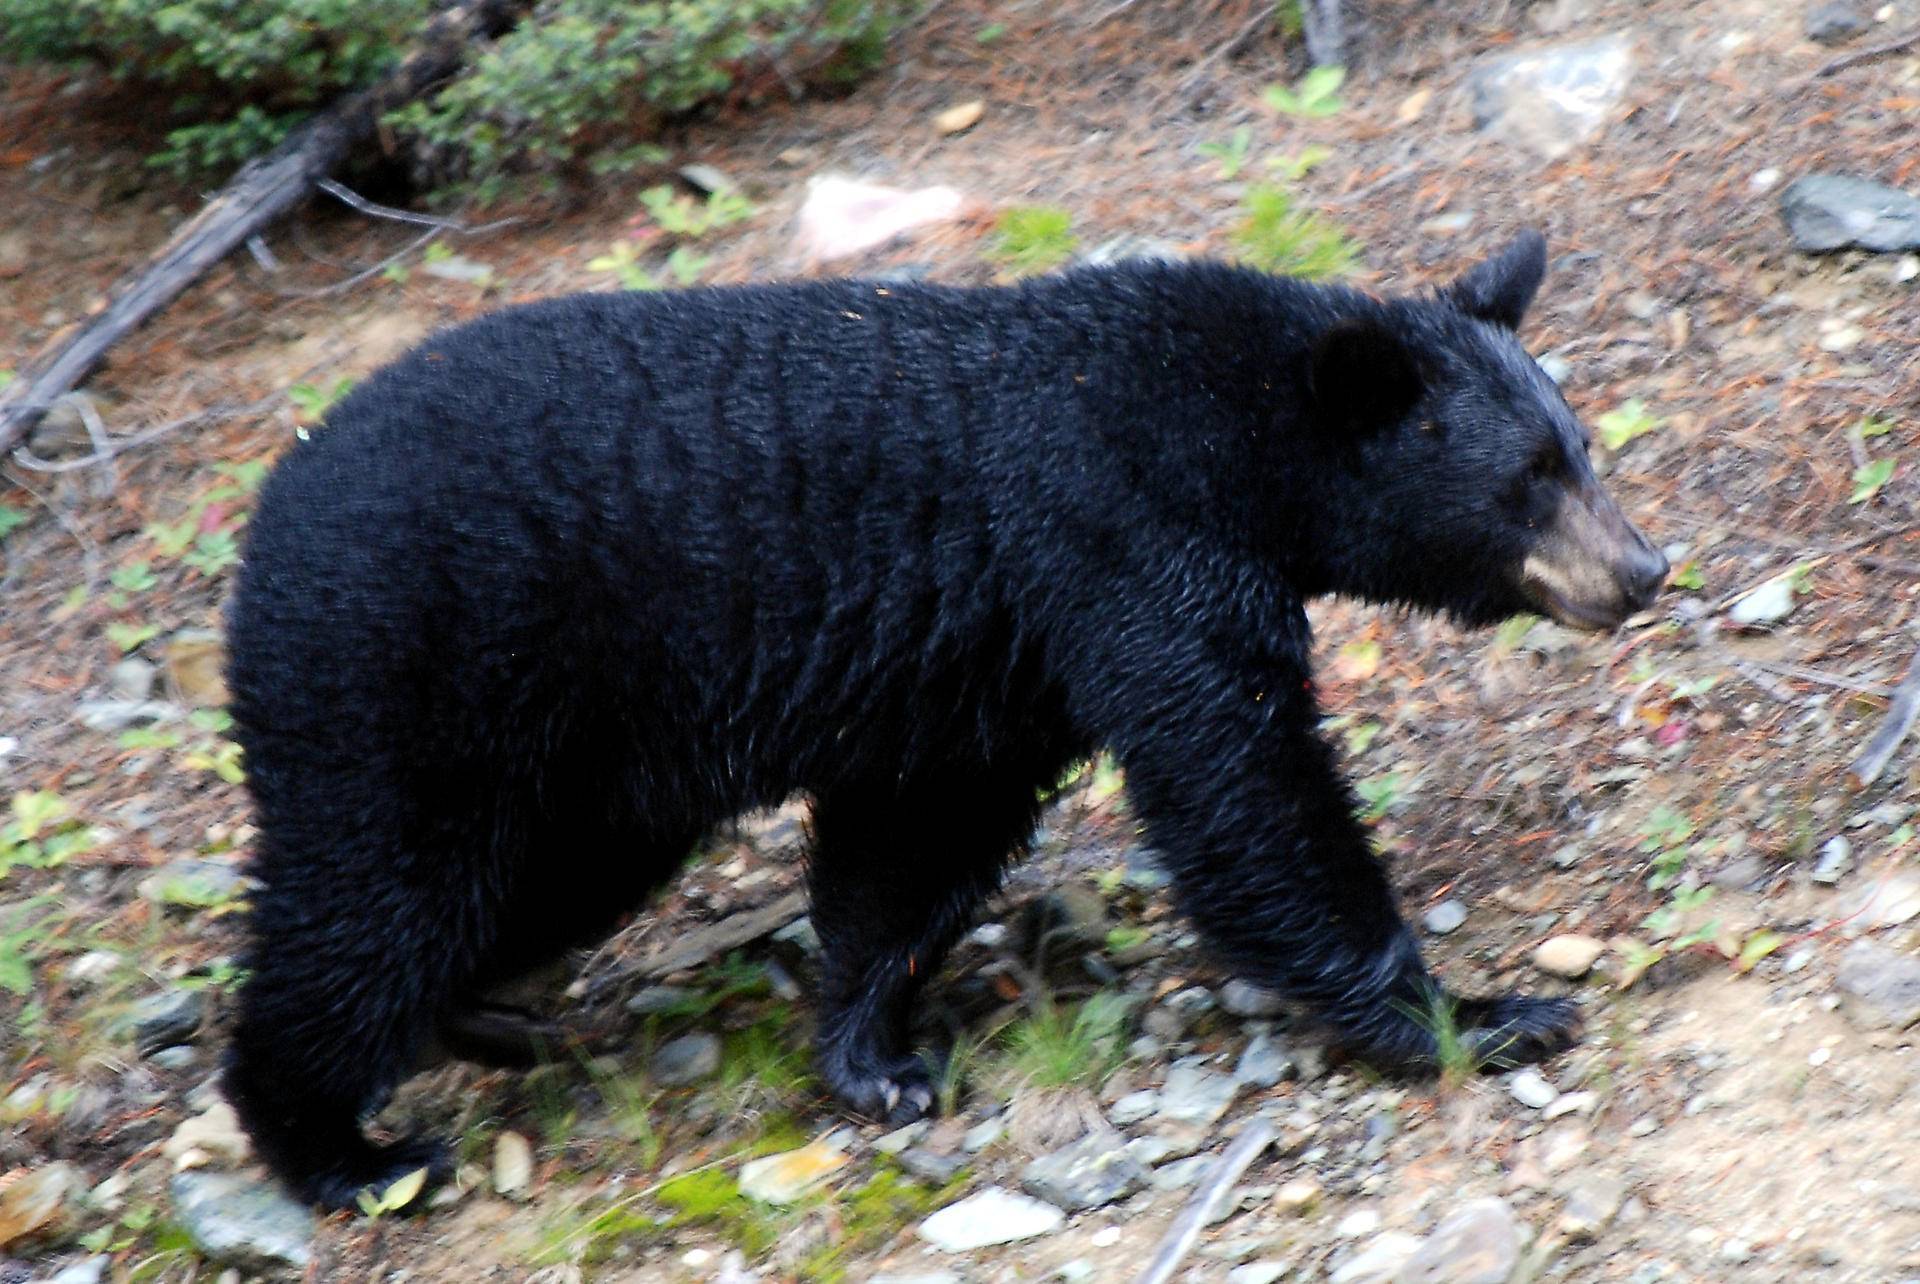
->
1526, 448, 1562, 483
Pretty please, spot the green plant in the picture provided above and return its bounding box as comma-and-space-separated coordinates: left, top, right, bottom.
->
1671, 560, 1705, 591
181, 709, 246, 785
987, 205, 1078, 277
1851, 457, 1895, 504
1263, 65, 1346, 118
1596, 398, 1662, 450
1391, 990, 1485, 1086
288, 378, 355, 423
1001, 993, 1131, 1092
1197, 126, 1253, 179
639, 184, 755, 237
1355, 770, 1407, 822
0, 503, 27, 542
0, 896, 60, 996
975, 21, 1007, 43
1, 791, 97, 882
1231, 184, 1359, 279
1264, 145, 1331, 181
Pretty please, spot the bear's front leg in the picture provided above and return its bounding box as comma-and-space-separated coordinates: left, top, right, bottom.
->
1099, 633, 1578, 1071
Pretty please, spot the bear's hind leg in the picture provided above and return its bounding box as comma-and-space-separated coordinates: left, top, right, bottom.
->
808, 770, 1052, 1125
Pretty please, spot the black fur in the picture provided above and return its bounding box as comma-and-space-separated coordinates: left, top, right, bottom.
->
226, 241, 1609, 1208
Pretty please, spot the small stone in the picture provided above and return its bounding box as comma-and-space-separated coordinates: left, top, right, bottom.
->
109, 658, 157, 701
1329, 1231, 1422, 1283
170, 1172, 314, 1273
0, 1162, 85, 1249
64, 951, 121, 989
739, 1138, 850, 1204
1078, 235, 1181, 268
962, 1118, 1004, 1152
933, 101, 985, 135
1818, 323, 1865, 353
1534, 934, 1606, 978
1834, 939, 1920, 1028
651, 1032, 722, 1085
127, 988, 206, 1055
1021, 1134, 1149, 1212
1508, 1068, 1559, 1109
45, 1257, 109, 1284
1109, 1089, 1159, 1125
1274, 1175, 1322, 1213
1422, 900, 1468, 935
1780, 174, 1920, 253
76, 699, 180, 732
1219, 978, 1286, 1017
1467, 35, 1636, 160
420, 253, 493, 284
1728, 575, 1796, 626
1336, 1208, 1381, 1237
1234, 1033, 1296, 1089
1720, 1238, 1754, 1264
493, 1131, 534, 1199
1090, 1225, 1122, 1247
1627, 1115, 1660, 1137
917, 1187, 1064, 1251
896, 1147, 967, 1185
1156, 1064, 1239, 1126
874, 1121, 928, 1154
1543, 1090, 1598, 1120
1229, 1264, 1288, 1284
1812, 835, 1852, 885
163, 1102, 251, 1170
1558, 1172, 1627, 1239
624, 985, 696, 1015
677, 163, 737, 195
139, 858, 247, 909
1147, 1153, 1214, 1190
1805, 2, 1868, 44
1398, 1197, 1522, 1283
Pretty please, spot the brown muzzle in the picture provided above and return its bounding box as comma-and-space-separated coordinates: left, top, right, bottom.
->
1518, 485, 1666, 630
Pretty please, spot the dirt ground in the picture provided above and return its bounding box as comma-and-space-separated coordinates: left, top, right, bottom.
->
4, 0, 1920, 1280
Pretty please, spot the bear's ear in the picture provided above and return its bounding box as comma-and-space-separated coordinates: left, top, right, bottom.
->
1307, 317, 1425, 435
1444, 229, 1547, 330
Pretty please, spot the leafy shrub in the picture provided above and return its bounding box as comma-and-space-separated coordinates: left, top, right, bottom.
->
1, 0, 912, 188
987, 205, 1078, 278
1231, 183, 1359, 280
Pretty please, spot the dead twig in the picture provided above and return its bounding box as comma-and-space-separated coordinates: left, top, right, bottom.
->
1134, 1120, 1275, 1284
1848, 641, 1920, 787
1811, 26, 1920, 78
628, 890, 810, 981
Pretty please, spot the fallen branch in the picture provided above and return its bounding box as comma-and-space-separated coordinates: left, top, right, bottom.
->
1849, 642, 1920, 787
0, 0, 529, 453
630, 890, 811, 981
1812, 26, 1920, 78
1134, 1120, 1275, 1284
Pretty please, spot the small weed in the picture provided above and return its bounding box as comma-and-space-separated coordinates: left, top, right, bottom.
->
1393, 990, 1484, 1087
1595, 398, 1663, 451
1231, 184, 1359, 279
1, 791, 97, 882
1850, 457, 1895, 505
287, 378, 355, 423
656, 1167, 785, 1255
0, 503, 28, 542
1263, 65, 1346, 118
1197, 126, 1253, 180
640, 184, 755, 238
0, 895, 60, 996
1265, 144, 1331, 181
588, 240, 658, 291
1355, 770, 1408, 823
1001, 992, 1131, 1092
987, 205, 1078, 277
975, 21, 1006, 42
1343, 720, 1381, 755
1671, 560, 1705, 591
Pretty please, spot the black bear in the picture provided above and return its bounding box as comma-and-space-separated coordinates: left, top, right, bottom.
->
224, 231, 1665, 1208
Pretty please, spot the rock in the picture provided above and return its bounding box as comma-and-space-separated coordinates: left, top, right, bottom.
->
895, 1147, 967, 1185
1558, 1172, 1628, 1239
1235, 1034, 1296, 1089
1848, 873, 1920, 927
651, 1032, 722, 1085
76, 699, 180, 732
1230, 1264, 1288, 1284
1466, 34, 1635, 159
1398, 1197, 1523, 1283
1812, 835, 1852, 885
1078, 235, 1181, 268
870, 1275, 963, 1284
962, 1118, 1004, 1152
1274, 1175, 1322, 1213
1110, 1089, 1159, 1125
739, 1137, 850, 1204
44, 1257, 109, 1284
64, 951, 121, 989
624, 985, 697, 1015
0, 1162, 84, 1249
162, 631, 229, 706
1543, 1090, 1598, 1120
795, 175, 969, 262
677, 163, 738, 195
1422, 900, 1468, 935
1337, 1209, 1381, 1237
1218, 979, 1286, 1017
1156, 1063, 1239, 1126
1508, 1069, 1559, 1109
917, 1187, 1064, 1251
139, 857, 248, 909
493, 1130, 534, 1199
1021, 1133, 1148, 1211
1329, 1231, 1422, 1283
1834, 940, 1920, 1028
421, 254, 493, 284
170, 1172, 314, 1273
1805, 3, 1868, 44
1533, 934, 1606, 978
127, 988, 206, 1055
874, 1121, 928, 1154
1728, 575, 1797, 626
1148, 1153, 1215, 1190
933, 101, 985, 134
162, 1102, 251, 1170
108, 658, 157, 701
1780, 175, 1920, 253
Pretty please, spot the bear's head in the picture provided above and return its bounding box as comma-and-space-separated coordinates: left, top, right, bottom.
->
1303, 230, 1667, 631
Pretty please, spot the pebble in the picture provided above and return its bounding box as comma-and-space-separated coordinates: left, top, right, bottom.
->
128, 988, 206, 1055
45, 1257, 108, 1284
1543, 1090, 1598, 1120
895, 1148, 966, 1185
1558, 1172, 1628, 1239
1780, 174, 1920, 253
962, 1118, 1004, 1153
493, 1131, 534, 1199
933, 100, 985, 135
1729, 575, 1796, 626
624, 985, 696, 1015
1812, 835, 1852, 885
64, 951, 121, 989
138, 858, 248, 909
1148, 1154, 1215, 1191
170, 1172, 314, 1272
1422, 900, 1468, 935
1156, 1064, 1239, 1126
1021, 1134, 1148, 1211
1508, 1068, 1559, 1109
1109, 1090, 1159, 1125
917, 1187, 1064, 1252
1090, 1225, 1122, 1248
109, 657, 157, 701
1219, 979, 1286, 1018
1330, 1231, 1422, 1283
1274, 1175, 1322, 1213
1533, 934, 1605, 978
1079, 235, 1182, 269
738, 1137, 850, 1204
1466, 35, 1635, 160
874, 1121, 928, 1154
76, 699, 180, 732
1229, 1264, 1288, 1284
651, 1032, 722, 1085
1336, 1208, 1382, 1237
1234, 1033, 1296, 1089
1834, 939, 1920, 1028
1397, 1197, 1521, 1284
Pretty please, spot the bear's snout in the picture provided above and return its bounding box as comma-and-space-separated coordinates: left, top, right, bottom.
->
1518, 485, 1665, 630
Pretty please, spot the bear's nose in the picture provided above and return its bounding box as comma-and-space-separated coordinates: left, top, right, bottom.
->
1621, 541, 1669, 609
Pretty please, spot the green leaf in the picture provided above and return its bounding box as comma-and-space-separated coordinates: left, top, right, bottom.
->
975, 21, 1006, 42
987, 206, 1078, 277
1263, 65, 1346, 117
1855, 414, 1894, 440
0, 504, 27, 541
106, 622, 162, 653
1492, 612, 1539, 652
1596, 398, 1663, 451
1343, 721, 1381, 755
1671, 559, 1705, 591
1735, 929, 1784, 973
1850, 456, 1895, 504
